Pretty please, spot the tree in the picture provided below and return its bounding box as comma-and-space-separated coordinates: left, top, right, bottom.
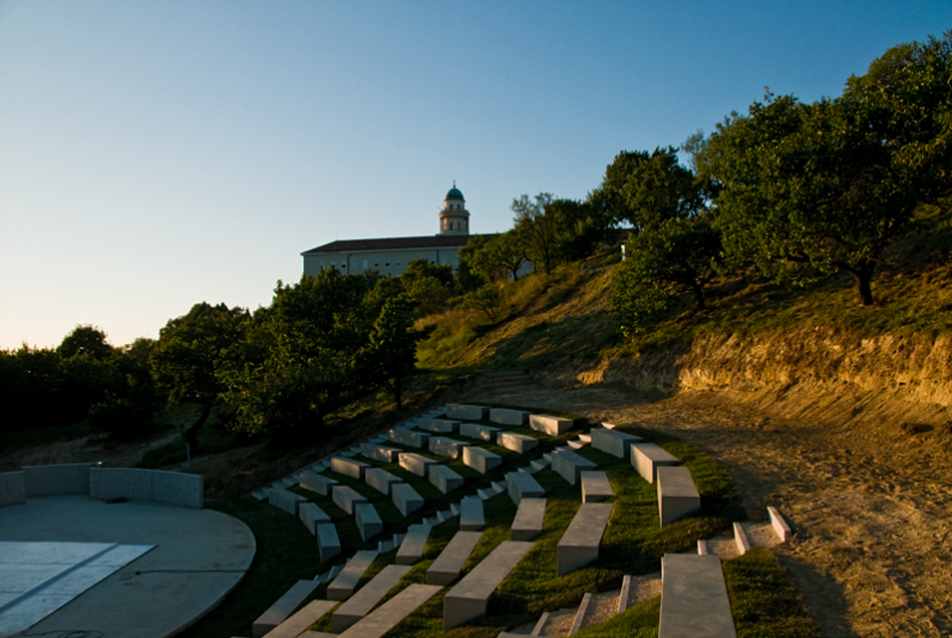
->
461, 284, 503, 323
590, 150, 653, 225
58, 325, 113, 360
361, 296, 422, 408
458, 232, 528, 283
400, 258, 455, 315
547, 198, 616, 262
150, 302, 250, 450
699, 32, 952, 306
512, 193, 556, 274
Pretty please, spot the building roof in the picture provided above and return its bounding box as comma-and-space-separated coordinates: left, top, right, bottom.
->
301, 233, 478, 255
445, 186, 464, 201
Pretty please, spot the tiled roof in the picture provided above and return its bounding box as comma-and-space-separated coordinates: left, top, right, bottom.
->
301, 234, 488, 255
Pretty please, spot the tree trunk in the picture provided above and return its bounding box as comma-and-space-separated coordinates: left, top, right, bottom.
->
689, 280, 706, 311
848, 262, 876, 306
184, 403, 212, 455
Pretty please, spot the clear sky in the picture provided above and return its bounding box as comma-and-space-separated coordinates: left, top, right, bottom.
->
1, 1, 949, 350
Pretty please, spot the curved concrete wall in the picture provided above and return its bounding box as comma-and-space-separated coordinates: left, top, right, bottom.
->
24, 463, 91, 496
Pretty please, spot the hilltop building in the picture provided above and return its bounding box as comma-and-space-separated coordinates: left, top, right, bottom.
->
302, 184, 477, 277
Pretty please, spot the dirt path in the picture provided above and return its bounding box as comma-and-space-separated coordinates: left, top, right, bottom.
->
467, 381, 952, 638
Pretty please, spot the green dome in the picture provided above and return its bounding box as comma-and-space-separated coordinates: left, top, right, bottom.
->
445, 186, 464, 201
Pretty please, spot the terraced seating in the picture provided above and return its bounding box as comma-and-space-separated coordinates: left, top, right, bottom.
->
356, 503, 383, 541
551, 448, 597, 485
298, 502, 330, 533
327, 550, 378, 601
591, 428, 642, 460
459, 422, 501, 441
398, 452, 436, 477
299, 470, 337, 496
658, 553, 737, 638
631, 442, 679, 483
316, 522, 341, 562
463, 446, 502, 474
392, 482, 424, 516
337, 583, 443, 638
365, 467, 403, 495
489, 407, 529, 426
656, 466, 700, 527
332, 485, 368, 515
460, 496, 485, 531
443, 540, 535, 630
429, 464, 464, 494
429, 436, 470, 459
511, 497, 546, 541
529, 413, 573, 436
427, 530, 483, 585
331, 456, 369, 480
389, 428, 430, 449
580, 470, 613, 503
331, 564, 413, 632
268, 487, 307, 515
252, 579, 321, 637
496, 431, 539, 453
557, 502, 613, 576
360, 442, 401, 463
507, 471, 544, 506
396, 523, 431, 565
416, 417, 460, 433
262, 599, 336, 638
445, 403, 489, 420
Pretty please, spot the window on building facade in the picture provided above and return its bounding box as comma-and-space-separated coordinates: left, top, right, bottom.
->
374, 260, 379, 267
363, 259, 368, 269
341, 262, 346, 269
385, 261, 390, 267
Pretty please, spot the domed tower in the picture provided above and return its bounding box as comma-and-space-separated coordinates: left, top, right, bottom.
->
439, 182, 470, 235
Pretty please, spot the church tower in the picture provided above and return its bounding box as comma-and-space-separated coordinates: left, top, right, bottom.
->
438, 182, 470, 235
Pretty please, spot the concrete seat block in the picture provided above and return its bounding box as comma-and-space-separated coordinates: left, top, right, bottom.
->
360, 442, 400, 463
396, 523, 432, 565
507, 471, 545, 506
365, 467, 403, 495
551, 449, 597, 485
445, 403, 489, 420
332, 485, 368, 515
458, 422, 501, 442
429, 464, 464, 494
389, 428, 430, 449
631, 443, 679, 483
462, 446, 502, 474
557, 503, 613, 576
657, 466, 700, 528
496, 431, 539, 453
590, 428, 642, 460
659, 554, 737, 638
416, 417, 460, 433
0, 471, 26, 506
264, 599, 337, 638
460, 496, 485, 531
356, 503, 383, 542
580, 471, 613, 503
327, 550, 379, 601
331, 456, 370, 480
268, 487, 308, 515
768, 505, 792, 542
331, 564, 413, 632
337, 584, 442, 638
443, 540, 534, 630
299, 502, 331, 533
392, 482, 425, 516
489, 408, 530, 426
398, 452, 436, 477
528, 413, 573, 436
427, 530, 483, 585
429, 436, 470, 459
511, 497, 546, 541
316, 523, 341, 562
300, 470, 338, 497
252, 579, 321, 637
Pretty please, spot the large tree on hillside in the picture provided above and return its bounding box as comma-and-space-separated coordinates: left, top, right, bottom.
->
512, 193, 557, 274
698, 32, 952, 306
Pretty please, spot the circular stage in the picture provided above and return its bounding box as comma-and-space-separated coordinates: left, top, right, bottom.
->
0, 495, 255, 638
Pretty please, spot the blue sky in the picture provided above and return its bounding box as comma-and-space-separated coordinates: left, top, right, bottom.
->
1, 1, 949, 349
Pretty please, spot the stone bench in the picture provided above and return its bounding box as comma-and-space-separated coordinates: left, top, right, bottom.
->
360, 442, 401, 463
460, 496, 485, 531
657, 466, 701, 527
356, 503, 383, 541
557, 502, 613, 576
427, 530, 483, 585
462, 446, 502, 474
263, 599, 337, 638
511, 497, 546, 541
507, 471, 545, 506
327, 550, 379, 601
396, 523, 432, 565
529, 413, 573, 436
496, 431, 539, 453
429, 436, 470, 459
416, 417, 460, 433
332, 456, 370, 480
768, 506, 792, 542
459, 422, 501, 442
316, 523, 341, 562
631, 443, 680, 483
429, 464, 464, 494
443, 540, 535, 630
389, 428, 430, 449
489, 407, 529, 426
331, 564, 413, 632
591, 428, 642, 460
365, 467, 403, 495
658, 554, 737, 638
551, 449, 597, 485
445, 403, 489, 420
252, 579, 322, 637
332, 485, 369, 515
336, 583, 443, 638
392, 482, 424, 516
268, 487, 308, 515
300, 470, 338, 496
299, 502, 331, 533
398, 452, 436, 477
580, 471, 613, 503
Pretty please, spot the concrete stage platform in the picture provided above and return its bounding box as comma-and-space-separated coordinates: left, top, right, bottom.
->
0, 495, 255, 638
